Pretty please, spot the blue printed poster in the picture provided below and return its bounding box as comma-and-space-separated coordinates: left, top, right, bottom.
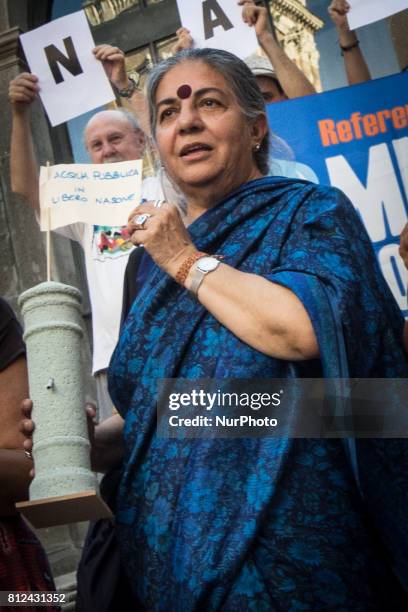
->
266, 72, 408, 315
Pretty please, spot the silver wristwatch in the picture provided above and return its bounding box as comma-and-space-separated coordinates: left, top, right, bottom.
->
189, 256, 221, 296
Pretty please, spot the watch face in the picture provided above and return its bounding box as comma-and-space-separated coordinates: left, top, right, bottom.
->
128, 71, 140, 86
197, 256, 219, 272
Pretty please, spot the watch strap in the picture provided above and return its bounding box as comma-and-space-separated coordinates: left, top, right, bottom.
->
117, 75, 138, 98
189, 269, 206, 296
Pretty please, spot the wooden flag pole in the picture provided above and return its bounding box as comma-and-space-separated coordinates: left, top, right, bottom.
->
46, 161, 51, 282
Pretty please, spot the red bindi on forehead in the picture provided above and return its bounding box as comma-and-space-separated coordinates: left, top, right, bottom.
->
177, 84, 192, 99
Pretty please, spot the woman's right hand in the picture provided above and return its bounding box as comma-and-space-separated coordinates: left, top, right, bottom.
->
127, 200, 197, 280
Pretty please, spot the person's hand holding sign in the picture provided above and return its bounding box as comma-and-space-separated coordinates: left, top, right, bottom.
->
239, 0, 315, 99
172, 28, 194, 54
9, 73, 41, 212
9, 73, 39, 115
93, 43, 150, 135
93, 44, 129, 91
239, 0, 270, 42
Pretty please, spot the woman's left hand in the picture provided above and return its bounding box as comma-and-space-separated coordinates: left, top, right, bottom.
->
127, 201, 197, 277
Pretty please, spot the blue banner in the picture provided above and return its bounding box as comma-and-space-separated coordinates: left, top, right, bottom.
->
266, 72, 408, 315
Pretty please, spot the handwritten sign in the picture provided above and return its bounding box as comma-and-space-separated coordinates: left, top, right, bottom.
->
39, 160, 143, 230
176, 0, 258, 59
348, 0, 408, 30
20, 11, 115, 126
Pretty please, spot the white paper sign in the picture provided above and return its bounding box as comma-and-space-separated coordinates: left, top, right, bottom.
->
176, 0, 258, 59
39, 160, 142, 230
348, 0, 408, 30
20, 11, 115, 127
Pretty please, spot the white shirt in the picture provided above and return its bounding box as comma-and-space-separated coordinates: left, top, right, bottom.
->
55, 176, 163, 373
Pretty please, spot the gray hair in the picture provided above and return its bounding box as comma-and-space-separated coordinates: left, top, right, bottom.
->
83, 108, 144, 149
116, 109, 143, 134
146, 48, 269, 175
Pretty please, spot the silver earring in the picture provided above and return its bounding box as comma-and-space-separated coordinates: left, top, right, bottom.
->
254, 143, 261, 152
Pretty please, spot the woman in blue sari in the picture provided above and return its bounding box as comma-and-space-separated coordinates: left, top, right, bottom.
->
109, 48, 408, 610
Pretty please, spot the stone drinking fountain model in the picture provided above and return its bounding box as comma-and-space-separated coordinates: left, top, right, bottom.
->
16, 281, 111, 527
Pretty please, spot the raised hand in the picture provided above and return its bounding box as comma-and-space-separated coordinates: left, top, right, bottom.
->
239, 0, 270, 42
328, 0, 351, 32
172, 28, 194, 54
9, 73, 39, 115
93, 44, 129, 90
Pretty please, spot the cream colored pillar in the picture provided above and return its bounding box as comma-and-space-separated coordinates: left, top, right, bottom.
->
19, 281, 96, 500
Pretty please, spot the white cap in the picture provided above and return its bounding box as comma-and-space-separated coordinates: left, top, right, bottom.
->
245, 54, 278, 81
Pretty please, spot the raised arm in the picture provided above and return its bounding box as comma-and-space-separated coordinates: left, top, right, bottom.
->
328, 0, 371, 85
127, 202, 318, 361
9, 73, 41, 213
239, 0, 316, 98
93, 44, 150, 136
184, 262, 318, 360
172, 27, 194, 54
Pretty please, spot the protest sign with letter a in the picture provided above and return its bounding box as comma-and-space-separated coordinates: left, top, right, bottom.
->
176, 0, 258, 59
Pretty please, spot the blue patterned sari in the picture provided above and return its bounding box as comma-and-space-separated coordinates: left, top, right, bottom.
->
109, 177, 408, 610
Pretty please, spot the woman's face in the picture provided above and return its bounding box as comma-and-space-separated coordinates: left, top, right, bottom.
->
154, 60, 266, 201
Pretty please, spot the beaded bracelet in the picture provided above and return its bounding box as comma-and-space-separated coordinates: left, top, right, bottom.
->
175, 252, 207, 286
